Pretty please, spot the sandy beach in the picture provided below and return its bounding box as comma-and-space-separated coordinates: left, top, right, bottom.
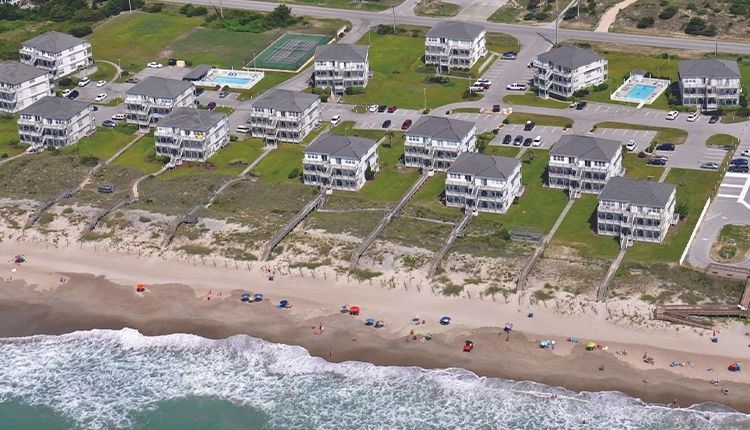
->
2, 238, 750, 414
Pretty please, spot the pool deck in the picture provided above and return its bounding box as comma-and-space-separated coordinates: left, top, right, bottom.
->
611, 77, 670, 108
195, 69, 265, 90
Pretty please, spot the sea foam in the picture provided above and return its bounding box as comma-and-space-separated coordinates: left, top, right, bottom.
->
0, 328, 747, 429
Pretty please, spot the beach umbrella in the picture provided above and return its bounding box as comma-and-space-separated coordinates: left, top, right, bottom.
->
135, 284, 146, 293
375, 320, 385, 328
340, 304, 350, 313
349, 306, 361, 316
503, 323, 513, 333
278, 299, 290, 309
728, 362, 742, 372
253, 293, 264, 302
13, 255, 25, 264
240, 292, 251, 302
364, 318, 375, 326
586, 341, 597, 351
440, 316, 451, 326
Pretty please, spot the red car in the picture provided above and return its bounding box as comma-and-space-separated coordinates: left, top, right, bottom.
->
207, 101, 216, 111
387, 105, 397, 113
401, 119, 412, 130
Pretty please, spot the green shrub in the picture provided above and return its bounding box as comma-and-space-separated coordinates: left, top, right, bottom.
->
69, 25, 92, 37
658, 5, 678, 20
684, 18, 716, 36
287, 168, 300, 179
345, 86, 365, 95
58, 77, 73, 87
637, 17, 655, 29
79, 155, 99, 166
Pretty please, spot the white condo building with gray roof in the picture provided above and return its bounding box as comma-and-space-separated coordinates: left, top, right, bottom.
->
678, 59, 741, 111
17, 96, 94, 152
249, 89, 321, 147
533, 45, 607, 100
125, 77, 196, 131
445, 152, 522, 214
425, 21, 487, 72
303, 134, 379, 191
548, 135, 623, 197
597, 177, 677, 246
404, 116, 476, 171
19, 31, 93, 79
154, 107, 229, 163
313, 44, 369, 95
0, 61, 53, 114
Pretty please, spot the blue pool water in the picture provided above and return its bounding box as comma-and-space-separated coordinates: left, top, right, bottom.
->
627, 84, 658, 101
211, 76, 254, 86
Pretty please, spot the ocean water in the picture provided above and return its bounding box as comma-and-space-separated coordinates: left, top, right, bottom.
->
0, 329, 748, 430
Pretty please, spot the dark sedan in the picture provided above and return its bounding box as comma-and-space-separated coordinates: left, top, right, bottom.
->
382, 119, 392, 128
655, 143, 675, 151
522, 138, 532, 147
502, 134, 512, 144
513, 135, 523, 146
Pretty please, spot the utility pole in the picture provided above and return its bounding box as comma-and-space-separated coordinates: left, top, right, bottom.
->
423, 88, 426, 111
128, 0, 132, 12
555, 0, 559, 45
392, 7, 396, 33
715, 41, 718, 59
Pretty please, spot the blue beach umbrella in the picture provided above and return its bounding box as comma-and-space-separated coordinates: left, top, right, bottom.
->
364, 318, 376, 326
253, 293, 264, 302
240, 292, 251, 302
440, 316, 451, 326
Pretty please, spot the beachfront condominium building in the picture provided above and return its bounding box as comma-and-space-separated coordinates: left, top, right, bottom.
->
313, 44, 369, 95
424, 21, 487, 72
0, 61, 53, 114
249, 89, 321, 147
597, 177, 677, 246
533, 45, 608, 100
445, 152, 522, 214
154, 107, 229, 163
678, 59, 742, 111
17, 96, 94, 152
404, 116, 476, 171
19, 31, 93, 79
548, 135, 623, 197
125, 77, 196, 131
303, 134, 379, 191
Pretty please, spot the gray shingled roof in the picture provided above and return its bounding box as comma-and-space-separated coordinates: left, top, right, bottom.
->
678, 59, 741, 79
537, 45, 604, 69
426, 21, 485, 41
599, 177, 675, 208
23, 31, 86, 53
550, 135, 621, 162
448, 152, 519, 181
407, 116, 474, 142
127, 77, 193, 99
0, 61, 48, 85
157, 107, 226, 132
252, 89, 319, 113
20, 96, 89, 120
183, 64, 212, 81
305, 134, 377, 160
315, 44, 368, 62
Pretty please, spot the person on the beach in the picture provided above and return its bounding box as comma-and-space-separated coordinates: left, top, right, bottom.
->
598, 364, 605, 372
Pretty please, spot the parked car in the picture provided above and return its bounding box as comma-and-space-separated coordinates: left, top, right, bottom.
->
502, 134, 512, 144
647, 156, 667, 166
168, 58, 177, 66
700, 162, 719, 170
501, 51, 517, 60
656, 143, 675, 151
523, 120, 535, 131
469, 85, 485, 92
368, 104, 378, 113
708, 115, 720, 124
475, 78, 491, 87
94, 93, 107, 102
67, 90, 79, 99
513, 135, 523, 146
740, 149, 750, 157
522, 137, 532, 147
111, 113, 126, 121
575, 101, 587, 110
207, 101, 217, 111
506, 82, 527, 91
78, 77, 90, 87
237, 125, 250, 134
377, 105, 386, 113
102, 120, 117, 128
401, 119, 412, 130
125, 77, 139, 84
62, 89, 72, 97
330, 115, 341, 125
96, 80, 106, 87
666, 111, 679, 120
492, 104, 501, 113
687, 111, 699, 122
382, 119, 392, 128
91, 106, 98, 112
387, 105, 397, 113
730, 158, 749, 166
625, 140, 636, 152
532, 136, 542, 147
729, 164, 749, 173
147, 62, 163, 68
219, 89, 229, 98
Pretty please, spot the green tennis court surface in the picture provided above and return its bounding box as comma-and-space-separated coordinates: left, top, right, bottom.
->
248, 33, 331, 71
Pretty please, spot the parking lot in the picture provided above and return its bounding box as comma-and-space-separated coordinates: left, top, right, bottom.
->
494, 123, 565, 149
592, 128, 657, 153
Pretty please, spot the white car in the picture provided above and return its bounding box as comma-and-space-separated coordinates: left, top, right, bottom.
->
147, 62, 163, 68
330, 115, 341, 126
666, 111, 679, 120
94, 93, 107, 102
237, 125, 250, 134
625, 139, 636, 152
78, 77, 90, 87
532, 136, 542, 147
475, 78, 491, 85
62, 89, 72, 97
111, 113, 126, 121
368, 104, 378, 113
687, 112, 699, 122
96, 80, 106, 87
506, 83, 527, 91
741, 149, 750, 157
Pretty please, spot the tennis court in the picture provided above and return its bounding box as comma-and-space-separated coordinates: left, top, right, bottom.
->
248, 33, 331, 72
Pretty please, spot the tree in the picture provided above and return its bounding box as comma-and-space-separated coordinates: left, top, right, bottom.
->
684, 17, 716, 36
658, 5, 678, 20
675, 202, 689, 221
69, 25, 92, 37
637, 17, 655, 29
364, 164, 375, 181
267, 4, 296, 26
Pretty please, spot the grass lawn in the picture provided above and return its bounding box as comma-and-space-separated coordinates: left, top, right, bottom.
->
550, 195, 621, 260
483, 145, 521, 158
503, 93, 569, 109
405, 172, 462, 221
486, 32, 521, 53
595, 122, 687, 146
255, 144, 304, 184
0, 117, 23, 157
414, 0, 461, 16
112, 133, 165, 174
625, 168, 719, 264
237, 72, 293, 101
707, 134, 739, 147
331, 121, 387, 141
60, 126, 138, 161
347, 30, 469, 109
89, 12, 202, 75
506, 112, 573, 128
160, 139, 265, 179
90, 61, 117, 82
359, 133, 419, 203
257, 0, 400, 11
622, 152, 663, 180
452, 108, 481, 113
711, 224, 750, 263
167, 27, 280, 68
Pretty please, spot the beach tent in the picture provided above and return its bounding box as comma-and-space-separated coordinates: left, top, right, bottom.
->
340, 304, 350, 314
13, 255, 25, 264
253, 293, 264, 302
278, 299, 291, 309
349, 306, 361, 316
540, 340, 555, 349
586, 342, 598, 351
463, 340, 474, 352
240, 293, 251, 302
375, 320, 385, 328
364, 318, 375, 326
440, 316, 452, 326
729, 362, 742, 372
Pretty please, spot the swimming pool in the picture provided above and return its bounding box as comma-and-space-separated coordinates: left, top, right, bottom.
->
196, 69, 264, 90
626, 84, 658, 101
211, 76, 254, 86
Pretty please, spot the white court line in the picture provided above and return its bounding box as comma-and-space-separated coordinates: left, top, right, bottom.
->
725, 172, 750, 179
717, 193, 741, 199
720, 184, 745, 189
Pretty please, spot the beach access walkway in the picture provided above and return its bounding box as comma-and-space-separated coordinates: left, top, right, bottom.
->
427, 210, 473, 278
260, 186, 328, 261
